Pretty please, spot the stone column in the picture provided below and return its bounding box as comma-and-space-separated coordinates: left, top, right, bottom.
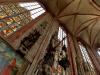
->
72, 37, 86, 75
67, 34, 78, 75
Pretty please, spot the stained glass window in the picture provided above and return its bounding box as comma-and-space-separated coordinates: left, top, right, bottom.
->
0, 2, 45, 37
4, 18, 14, 25
13, 16, 21, 22
0, 21, 6, 28
0, 11, 7, 19
0, 21, 14, 36
10, 5, 20, 14
24, 12, 32, 21
19, 14, 26, 20
58, 27, 67, 47
3, 28, 13, 36
79, 43, 96, 74
2, 5, 14, 16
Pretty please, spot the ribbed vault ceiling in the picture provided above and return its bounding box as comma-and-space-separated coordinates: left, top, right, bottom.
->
39, 0, 100, 49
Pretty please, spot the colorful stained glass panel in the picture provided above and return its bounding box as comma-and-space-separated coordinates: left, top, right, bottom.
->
2, 28, 13, 36
0, 11, 7, 19
4, 18, 14, 25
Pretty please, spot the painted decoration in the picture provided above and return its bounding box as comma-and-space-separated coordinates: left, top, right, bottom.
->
0, 38, 25, 75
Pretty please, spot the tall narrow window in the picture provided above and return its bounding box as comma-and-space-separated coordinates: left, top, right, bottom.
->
58, 27, 67, 47
79, 44, 92, 65
79, 43, 96, 74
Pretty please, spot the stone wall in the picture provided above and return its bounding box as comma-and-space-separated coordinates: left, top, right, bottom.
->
24, 15, 59, 75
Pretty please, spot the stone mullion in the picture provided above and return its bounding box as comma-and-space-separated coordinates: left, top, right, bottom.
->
72, 37, 85, 75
